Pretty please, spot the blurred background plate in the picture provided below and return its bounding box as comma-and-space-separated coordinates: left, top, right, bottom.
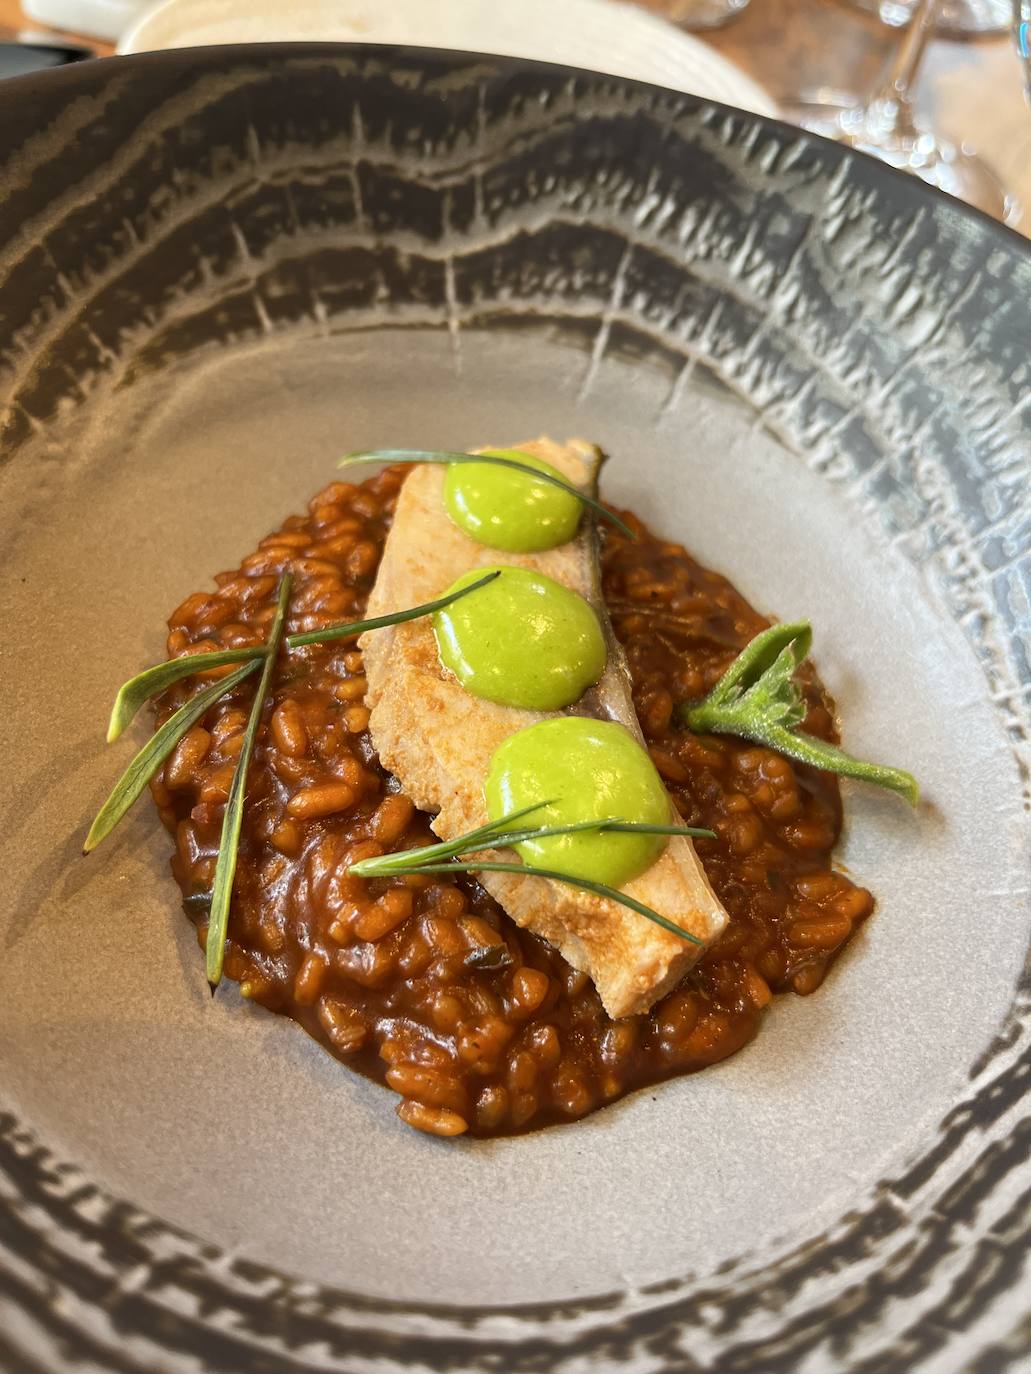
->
0, 43, 1028, 1374
116, 0, 779, 113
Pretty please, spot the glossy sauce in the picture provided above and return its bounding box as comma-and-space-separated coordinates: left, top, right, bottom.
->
485, 717, 671, 887
443, 449, 583, 552
432, 566, 606, 711
151, 469, 875, 1137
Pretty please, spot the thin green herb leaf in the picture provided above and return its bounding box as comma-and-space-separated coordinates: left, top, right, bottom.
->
757, 724, 918, 803
350, 858, 702, 945
206, 574, 293, 991
285, 569, 501, 648
596, 821, 716, 838
703, 621, 812, 707
107, 647, 263, 742
348, 811, 714, 880
339, 449, 637, 541
347, 801, 552, 878
104, 573, 502, 735
463, 944, 514, 971
679, 622, 919, 804
472, 818, 714, 851
83, 659, 262, 854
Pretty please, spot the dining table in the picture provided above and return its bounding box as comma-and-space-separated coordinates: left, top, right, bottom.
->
1, 0, 1028, 235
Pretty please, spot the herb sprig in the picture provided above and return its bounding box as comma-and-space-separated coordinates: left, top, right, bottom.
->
339, 449, 636, 540
107, 572, 501, 740
349, 807, 716, 944
678, 621, 919, 804
205, 574, 292, 990
86, 571, 504, 989
83, 658, 261, 853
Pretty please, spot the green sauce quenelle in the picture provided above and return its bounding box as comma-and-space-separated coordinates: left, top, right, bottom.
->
443, 448, 583, 552
432, 567, 606, 711
485, 718, 672, 888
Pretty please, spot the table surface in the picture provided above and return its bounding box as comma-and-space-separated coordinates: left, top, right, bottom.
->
1, 0, 1029, 235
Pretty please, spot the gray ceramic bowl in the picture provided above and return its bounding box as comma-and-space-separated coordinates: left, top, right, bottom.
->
1, 44, 1028, 1373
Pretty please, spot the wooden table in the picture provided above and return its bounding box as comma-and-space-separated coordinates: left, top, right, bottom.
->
704, 0, 1031, 231
1, 0, 1029, 233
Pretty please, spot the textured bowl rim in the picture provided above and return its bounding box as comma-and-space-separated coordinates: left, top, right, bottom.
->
2, 38, 1029, 255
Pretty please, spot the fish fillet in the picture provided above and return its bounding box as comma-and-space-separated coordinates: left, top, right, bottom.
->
359, 438, 728, 1018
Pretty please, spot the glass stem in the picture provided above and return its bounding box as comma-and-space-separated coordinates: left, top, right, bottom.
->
866, 0, 938, 137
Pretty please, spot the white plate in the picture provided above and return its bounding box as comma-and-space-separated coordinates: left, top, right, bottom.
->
117, 0, 778, 115
23, 0, 152, 42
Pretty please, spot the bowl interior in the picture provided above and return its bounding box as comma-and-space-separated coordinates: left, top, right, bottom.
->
1, 320, 1025, 1304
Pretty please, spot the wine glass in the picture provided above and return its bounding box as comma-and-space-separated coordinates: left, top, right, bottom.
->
783, 0, 1020, 224
846, 0, 1012, 38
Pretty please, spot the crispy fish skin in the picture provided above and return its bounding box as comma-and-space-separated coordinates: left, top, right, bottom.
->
360, 438, 727, 1018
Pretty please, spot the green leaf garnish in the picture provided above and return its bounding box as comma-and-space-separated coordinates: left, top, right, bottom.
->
107, 648, 264, 743
463, 944, 514, 970
348, 807, 714, 944
591, 821, 717, 838
355, 859, 703, 945
348, 808, 714, 880
206, 573, 292, 991
347, 801, 552, 878
83, 658, 262, 854
286, 570, 500, 648
104, 573, 502, 736
678, 621, 919, 805
338, 449, 637, 541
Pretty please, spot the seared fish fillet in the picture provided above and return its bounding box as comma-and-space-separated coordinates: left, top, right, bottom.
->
360, 438, 727, 1018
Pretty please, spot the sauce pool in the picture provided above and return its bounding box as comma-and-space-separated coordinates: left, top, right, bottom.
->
485, 717, 671, 888
151, 467, 876, 1138
443, 449, 583, 552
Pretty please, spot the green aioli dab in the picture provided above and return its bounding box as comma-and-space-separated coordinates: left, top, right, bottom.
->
432, 567, 606, 711
443, 448, 583, 552
485, 718, 672, 888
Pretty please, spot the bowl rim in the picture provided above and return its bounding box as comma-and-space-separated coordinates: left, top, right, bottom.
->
0, 38, 1028, 257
